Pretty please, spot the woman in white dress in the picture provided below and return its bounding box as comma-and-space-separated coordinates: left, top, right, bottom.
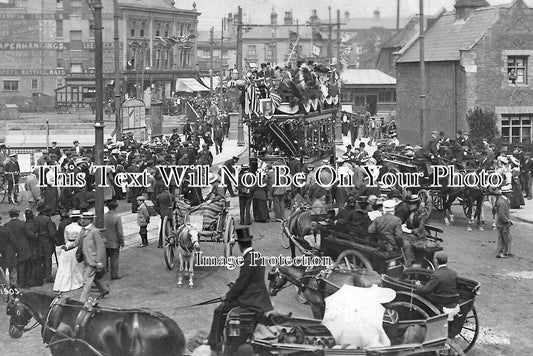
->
53, 210, 84, 292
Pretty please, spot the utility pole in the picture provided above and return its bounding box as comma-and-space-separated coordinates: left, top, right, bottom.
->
220, 18, 224, 90
113, 0, 121, 137
93, 0, 105, 229
419, 0, 426, 145
236, 6, 245, 146
209, 26, 214, 94
336, 9, 341, 72
328, 6, 332, 64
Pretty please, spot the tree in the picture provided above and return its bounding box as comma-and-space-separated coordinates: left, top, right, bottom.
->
465, 107, 499, 146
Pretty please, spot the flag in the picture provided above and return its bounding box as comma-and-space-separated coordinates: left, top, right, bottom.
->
154, 36, 169, 45
269, 92, 282, 108
288, 30, 298, 52
245, 84, 261, 115
312, 44, 321, 57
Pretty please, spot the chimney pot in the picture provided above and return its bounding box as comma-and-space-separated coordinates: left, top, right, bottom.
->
345, 11, 350, 19
373, 8, 380, 18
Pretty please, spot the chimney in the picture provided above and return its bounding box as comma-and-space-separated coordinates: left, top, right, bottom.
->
454, 0, 489, 21
309, 9, 319, 24
271, 8, 278, 26
373, 8, 380, 19
344, 11, 350, 20
284, 11, 293, 25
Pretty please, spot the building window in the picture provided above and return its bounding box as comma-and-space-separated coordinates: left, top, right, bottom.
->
378, 90, 396, 103
508, 56, 527, 84
70, 63, 83, 73
354, 95, 365, 107
501, 115, 531, 143
57, 50, 64, 68
56, 78, 64, 88
131, 20, 136, 37
140, 22, 145, 37
165, 24, 169, 37
70, 30, 82, 51
32, 79, 38, 90
179, 24, 184, 36
56, 20, 63, 38
266, 44, 275, 59
341, 90, 353, 103
248, 45, 256, 56
3, 80, 19, 92
156, 23, 161, 37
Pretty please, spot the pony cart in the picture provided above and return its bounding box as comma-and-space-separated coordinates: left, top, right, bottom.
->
163, 196, 236, 286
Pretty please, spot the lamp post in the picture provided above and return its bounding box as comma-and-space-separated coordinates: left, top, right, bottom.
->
89, 0, 105, 229
236, 6, 245, 146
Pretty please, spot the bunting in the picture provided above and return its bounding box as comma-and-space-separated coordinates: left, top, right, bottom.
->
245, 84, 262, 115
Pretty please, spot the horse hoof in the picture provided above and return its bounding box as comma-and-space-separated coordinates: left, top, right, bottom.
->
479, 226, 484, 231
467, 226, 472, 231
189, 284, 194, 289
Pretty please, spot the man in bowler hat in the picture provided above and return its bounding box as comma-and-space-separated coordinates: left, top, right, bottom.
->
207, 227, 273, 352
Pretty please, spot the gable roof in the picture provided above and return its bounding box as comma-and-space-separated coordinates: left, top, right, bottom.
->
340, 69, 396, 86
397, 6, 498, 63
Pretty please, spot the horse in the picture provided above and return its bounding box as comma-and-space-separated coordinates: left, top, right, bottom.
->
176, 224, 200, 288
5, 289, 186, 356
463, 186, 486, 231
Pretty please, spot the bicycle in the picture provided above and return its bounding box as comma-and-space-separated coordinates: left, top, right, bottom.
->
4, 172, 20, 205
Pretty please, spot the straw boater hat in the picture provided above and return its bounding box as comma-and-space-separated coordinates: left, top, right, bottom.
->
69, 209, 81, 218
501, 185, 512, 193
383, 200, 396, 211
81, 211, 95, 219
407, 194, 420, 204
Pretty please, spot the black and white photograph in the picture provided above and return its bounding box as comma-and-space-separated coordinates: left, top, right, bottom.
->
0, 0, 532, 355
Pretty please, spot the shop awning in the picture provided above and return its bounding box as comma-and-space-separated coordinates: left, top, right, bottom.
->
175, 78, 210, 93
200, 76, 220, 89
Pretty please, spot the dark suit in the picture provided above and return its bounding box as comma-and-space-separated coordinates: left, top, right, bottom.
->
0, 226, 18, 286
103, 211, 124, 279
418, 265, 458, 297
155, 190, 174, 246
208, 248, 273, 349
5, 218, 35, 288
34, 213, 57, 282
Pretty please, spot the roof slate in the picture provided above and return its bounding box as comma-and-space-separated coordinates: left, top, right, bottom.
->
340, 69, 396, 86
397, 7, 498, 63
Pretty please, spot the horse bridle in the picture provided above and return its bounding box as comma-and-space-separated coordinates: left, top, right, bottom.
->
178, 225, 199, 254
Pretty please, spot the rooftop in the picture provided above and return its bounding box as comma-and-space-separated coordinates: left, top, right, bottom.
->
397, 6, 498, 63
340, 69, 396, 86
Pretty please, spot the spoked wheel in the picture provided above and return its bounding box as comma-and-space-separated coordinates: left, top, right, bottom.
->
280, 219, 291, 249
418, 189, 433, 217
432, 193, 445, 212
163, 216, 176, 270
0, 183, 7, 204
333, 250, 373, 272
438, 338, 466, 356
223, 215, 235, 259
452, 306, 479, 353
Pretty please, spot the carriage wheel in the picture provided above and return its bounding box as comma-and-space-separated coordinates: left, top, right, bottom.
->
223, 215, 236, 259
452, 306, 479, 353
163, 216, 176, 270
432, 193, 445, 212
418, 189, 433, 217
333, 250, 373, 273
437, 338, 467, 356
280, 220, 291, 249
390, 291, 440, 319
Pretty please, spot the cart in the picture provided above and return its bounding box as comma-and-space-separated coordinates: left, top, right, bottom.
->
163, 197, 236, 269
219, 307, 465, 356
381, 269, 480, 353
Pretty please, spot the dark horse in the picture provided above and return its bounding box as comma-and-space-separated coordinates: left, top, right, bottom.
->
268, 265, 354, 319
6, 289, 186, 356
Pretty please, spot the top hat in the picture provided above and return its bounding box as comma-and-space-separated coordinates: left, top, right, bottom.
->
235, 227, 253, 242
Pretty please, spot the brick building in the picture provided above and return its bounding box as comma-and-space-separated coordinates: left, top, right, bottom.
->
396, 0, 533, 145
0, 0, 199, 109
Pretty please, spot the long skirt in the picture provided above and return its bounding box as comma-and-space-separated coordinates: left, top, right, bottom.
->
252, 198, 270, 222
53, 247, 84, 292
510, 180, 523, 208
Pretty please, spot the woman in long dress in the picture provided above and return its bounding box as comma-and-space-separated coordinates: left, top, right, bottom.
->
53, 210, 84, 292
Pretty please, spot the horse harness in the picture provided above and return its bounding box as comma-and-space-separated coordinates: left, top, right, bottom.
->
177, 224, 197, 254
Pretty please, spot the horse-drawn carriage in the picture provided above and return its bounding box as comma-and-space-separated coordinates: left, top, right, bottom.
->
162, 196, 236, 286
281, 204, 444, 277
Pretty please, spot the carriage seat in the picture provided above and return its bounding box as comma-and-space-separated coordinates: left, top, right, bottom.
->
224, 307, 261, 338
427, 292, 460, 309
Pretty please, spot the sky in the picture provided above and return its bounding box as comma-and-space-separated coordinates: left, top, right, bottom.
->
184, 0, 533, 30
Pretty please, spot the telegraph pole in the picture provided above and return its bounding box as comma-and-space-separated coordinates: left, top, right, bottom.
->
236, 6, 245, 146
335, 8, 342, 145
396, 0, 401, 30
220, 18, 224, 90
419, 0, 426, 145
113, 0, 121, 137
93, 0, 105, 228
209, 26, 214, 93
328, 6, 332, 63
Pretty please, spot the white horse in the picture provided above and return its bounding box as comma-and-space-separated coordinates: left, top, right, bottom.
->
176, 224, 200, 288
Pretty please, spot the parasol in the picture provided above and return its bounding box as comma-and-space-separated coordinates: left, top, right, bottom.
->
322, 284, 396, 349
